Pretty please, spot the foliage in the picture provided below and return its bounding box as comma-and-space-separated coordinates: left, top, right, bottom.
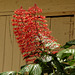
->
0, 71, 17, 75
18, 64, 42, 75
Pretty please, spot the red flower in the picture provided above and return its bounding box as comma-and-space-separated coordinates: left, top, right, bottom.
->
12, 4, 59, 63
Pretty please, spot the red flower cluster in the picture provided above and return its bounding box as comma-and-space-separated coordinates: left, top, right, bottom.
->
12, 4, 59, 63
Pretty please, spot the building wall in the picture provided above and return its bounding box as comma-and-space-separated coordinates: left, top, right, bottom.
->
0, 0, 75, 12
0, 0, 75, 73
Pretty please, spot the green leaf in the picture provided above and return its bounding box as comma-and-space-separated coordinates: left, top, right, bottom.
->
61, 44, 72, 49
57, 49, 75, 60
60, 53, 72, 60
18, 64, 42, 75
40, 55, 52, 62
67, 60, 75, 65
0, 71, 17, 75
30, 64, 42, 75
67, 39, 75, 45
65, 65, 75, 74
18, 64, 33, 75
61, 39, 75, 49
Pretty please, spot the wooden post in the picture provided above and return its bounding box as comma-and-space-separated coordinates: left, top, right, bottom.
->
73, 14, 75, 39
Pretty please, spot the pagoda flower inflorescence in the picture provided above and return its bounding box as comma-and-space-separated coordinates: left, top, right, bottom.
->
12, 4, 60, 63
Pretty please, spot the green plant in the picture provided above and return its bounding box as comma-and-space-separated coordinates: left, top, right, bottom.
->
18, 40, 75, 75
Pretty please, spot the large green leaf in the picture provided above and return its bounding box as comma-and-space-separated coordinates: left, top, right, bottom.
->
57, 49, 75, 60
18, 64, 42, 75
0, 71, 17, 75
30, 64, 42, 75
18, 64, 33, 75
61, 39, 75, 49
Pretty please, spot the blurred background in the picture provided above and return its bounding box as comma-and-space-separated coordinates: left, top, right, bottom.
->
0, 0, 75, 72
